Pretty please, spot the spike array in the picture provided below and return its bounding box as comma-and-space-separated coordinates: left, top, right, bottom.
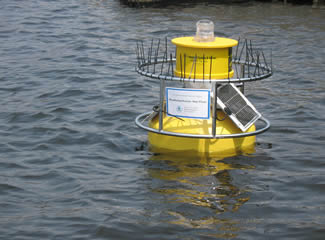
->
136, 37, 272, 83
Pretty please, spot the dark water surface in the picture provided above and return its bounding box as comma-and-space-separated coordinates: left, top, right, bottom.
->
1, 0, 325, 239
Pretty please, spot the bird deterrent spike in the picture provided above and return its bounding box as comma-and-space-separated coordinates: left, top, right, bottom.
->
171, 53, 174, 77
180, 53, 183, 79
238, 39, 246, 62
235, 37, 240, 60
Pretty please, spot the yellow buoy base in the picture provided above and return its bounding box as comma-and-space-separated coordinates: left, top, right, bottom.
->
148, 111, 256, 158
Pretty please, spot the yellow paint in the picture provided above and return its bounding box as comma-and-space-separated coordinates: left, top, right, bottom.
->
172, 37, 238, 79
148, 111, 256, 158
172, 37, 238, 49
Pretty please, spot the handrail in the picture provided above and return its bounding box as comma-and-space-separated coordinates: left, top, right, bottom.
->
135, 111, 271, 139
136, 59, 272, 83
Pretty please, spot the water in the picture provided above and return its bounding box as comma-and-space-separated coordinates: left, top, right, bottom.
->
0, 0, 325, 239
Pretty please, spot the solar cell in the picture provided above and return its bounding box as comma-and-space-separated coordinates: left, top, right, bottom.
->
217, 83, 261, 131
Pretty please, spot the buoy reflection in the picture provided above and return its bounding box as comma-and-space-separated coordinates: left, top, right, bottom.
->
148, 153, 255, 235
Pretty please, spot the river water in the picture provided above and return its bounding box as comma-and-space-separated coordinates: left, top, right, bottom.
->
1, 0, 325, 239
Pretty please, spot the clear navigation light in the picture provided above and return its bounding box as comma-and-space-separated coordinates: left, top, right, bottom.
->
194, 20, 215, 42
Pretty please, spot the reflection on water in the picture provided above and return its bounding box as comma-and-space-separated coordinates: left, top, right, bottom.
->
147, 153, 255, 237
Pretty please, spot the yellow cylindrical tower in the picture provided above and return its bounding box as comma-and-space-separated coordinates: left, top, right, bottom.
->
172, 36, 237, 79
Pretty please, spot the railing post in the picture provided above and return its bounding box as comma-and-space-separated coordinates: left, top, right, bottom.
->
240, 63, 245, 93
159, 78, 165, 131
212, 82, 217, 137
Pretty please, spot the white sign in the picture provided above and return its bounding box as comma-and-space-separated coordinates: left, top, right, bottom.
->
166, 88, 211, 119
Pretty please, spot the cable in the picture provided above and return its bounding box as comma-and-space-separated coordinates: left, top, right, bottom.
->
152, 105, 184, 121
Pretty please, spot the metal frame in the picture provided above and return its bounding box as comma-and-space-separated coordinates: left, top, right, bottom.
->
135, 111, 270, 139
136, 59, 272, 83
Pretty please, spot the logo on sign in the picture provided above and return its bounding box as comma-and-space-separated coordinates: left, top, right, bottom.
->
176, 105, 183, 113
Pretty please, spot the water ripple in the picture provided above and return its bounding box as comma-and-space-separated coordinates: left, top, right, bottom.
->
0, 1, 324, 239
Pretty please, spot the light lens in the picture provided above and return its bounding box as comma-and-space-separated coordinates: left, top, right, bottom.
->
194, 20, 215, 42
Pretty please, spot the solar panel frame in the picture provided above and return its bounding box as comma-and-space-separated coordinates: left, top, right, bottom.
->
216, 83, 261, 132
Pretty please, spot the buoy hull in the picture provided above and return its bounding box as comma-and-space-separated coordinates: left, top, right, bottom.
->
148, 112, 256, 158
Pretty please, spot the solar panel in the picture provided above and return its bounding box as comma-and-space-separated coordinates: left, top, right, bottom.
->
216, 83, 261, 132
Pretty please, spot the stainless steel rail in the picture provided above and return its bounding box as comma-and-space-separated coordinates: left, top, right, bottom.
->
135, 111, 271, 139
136, 59, 272, 83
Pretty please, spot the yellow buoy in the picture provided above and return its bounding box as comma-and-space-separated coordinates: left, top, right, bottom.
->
147, 20, 254, 157
135, 20, 272, 158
